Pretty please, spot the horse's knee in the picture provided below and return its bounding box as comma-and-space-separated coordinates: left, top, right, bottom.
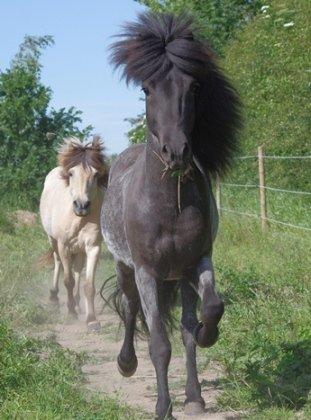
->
149, 338, 171, 366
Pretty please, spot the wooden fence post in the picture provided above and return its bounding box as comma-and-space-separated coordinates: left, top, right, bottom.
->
216, 174, 221, 216
258, 145, 267, 231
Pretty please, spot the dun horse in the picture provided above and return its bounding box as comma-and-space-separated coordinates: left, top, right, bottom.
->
40, 137, 108, 331
101, 13, 241, 418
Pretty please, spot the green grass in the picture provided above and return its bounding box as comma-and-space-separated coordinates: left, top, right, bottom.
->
0, 322, 140, 419
208, 215, 311, 418
220, 183, 311, 229
223, 0, 311, 189
0, 221, 142, 419
0, 207, 310, 418
0, 217, 53, 328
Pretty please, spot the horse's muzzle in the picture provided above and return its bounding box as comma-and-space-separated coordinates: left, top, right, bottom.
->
73, 200, 91, 217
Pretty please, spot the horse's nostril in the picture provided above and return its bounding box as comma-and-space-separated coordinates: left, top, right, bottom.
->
73, 200, 78, 207
162, 145, 168, 154
183, 143, 189, 158
84, 200, 90, 209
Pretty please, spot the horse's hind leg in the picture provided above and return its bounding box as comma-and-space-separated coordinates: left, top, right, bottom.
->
50, 251, 61, 305
180, 277, 205, 415
116, 261, 139, 377
195, 256, 224, 348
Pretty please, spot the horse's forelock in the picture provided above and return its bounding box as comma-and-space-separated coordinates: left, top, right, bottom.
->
110, 12, 211, 85
58, 137, 109, 185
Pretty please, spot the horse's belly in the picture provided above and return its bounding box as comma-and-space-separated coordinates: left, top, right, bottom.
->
102, 227, 133, 267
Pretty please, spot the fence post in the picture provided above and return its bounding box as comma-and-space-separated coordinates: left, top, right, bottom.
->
216, 174, 221, 216
258, 145, 267, 231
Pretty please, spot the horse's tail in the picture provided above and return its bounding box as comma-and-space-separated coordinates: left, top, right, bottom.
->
36, 247, 54, 270
100, 275, 180, 335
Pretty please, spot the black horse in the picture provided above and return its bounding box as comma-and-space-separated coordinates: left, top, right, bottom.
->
101, 13, 241, 419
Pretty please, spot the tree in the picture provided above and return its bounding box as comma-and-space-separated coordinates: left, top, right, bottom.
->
0, 36, 92, 208
125, 112, 146, 144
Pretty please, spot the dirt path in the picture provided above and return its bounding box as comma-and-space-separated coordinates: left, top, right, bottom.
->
40, 283, 239, 419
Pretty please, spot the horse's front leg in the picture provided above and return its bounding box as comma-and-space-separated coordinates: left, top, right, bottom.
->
135, 266, 172, 419
180, 277, 205, 415
116, 261, 139, 377
195, 256, 224, 348
84, 245, 101, 332
73, 252, 85, 310
58, 244, 76, 317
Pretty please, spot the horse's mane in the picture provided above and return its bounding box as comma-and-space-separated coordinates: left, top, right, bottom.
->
110, 12, 242, 174
58, 136, 109, 186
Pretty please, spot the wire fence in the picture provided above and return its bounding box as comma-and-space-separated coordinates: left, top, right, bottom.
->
216, 146, 311, 232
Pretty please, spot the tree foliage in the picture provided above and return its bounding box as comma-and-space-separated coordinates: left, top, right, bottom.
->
0, 36, 92, 208
125, 112, 146, 144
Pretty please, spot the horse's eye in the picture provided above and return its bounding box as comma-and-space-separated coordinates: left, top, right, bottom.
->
68, 172, 72, 177
190, 83, 200, 95
142, 87, 150, 96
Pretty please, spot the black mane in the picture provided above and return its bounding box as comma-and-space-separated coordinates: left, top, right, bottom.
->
110, 12, 242, 174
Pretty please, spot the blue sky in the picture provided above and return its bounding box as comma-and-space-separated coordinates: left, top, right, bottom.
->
0, 0, 146, 154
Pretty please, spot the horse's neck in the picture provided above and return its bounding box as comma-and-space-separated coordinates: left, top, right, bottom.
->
143, 139, 215, 219
144, 142, 178, 198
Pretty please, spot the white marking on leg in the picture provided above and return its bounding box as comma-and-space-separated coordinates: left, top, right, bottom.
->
84, 245, 100, 322
52, 251, 61, 292
198, 256, 215, 299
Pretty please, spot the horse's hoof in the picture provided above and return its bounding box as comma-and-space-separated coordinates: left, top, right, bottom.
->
87, 320, 101, 333
184, 400, 205, 415
117, 354, 138, 377
194, 322, 219, 348
155, 411, 175, 419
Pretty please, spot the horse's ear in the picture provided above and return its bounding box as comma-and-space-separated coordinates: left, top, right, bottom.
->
92, 135, 102, 150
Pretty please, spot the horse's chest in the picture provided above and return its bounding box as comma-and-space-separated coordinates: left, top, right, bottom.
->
67, 235, 83, 252
157, 205, 206, 267
66, 224, 100, 253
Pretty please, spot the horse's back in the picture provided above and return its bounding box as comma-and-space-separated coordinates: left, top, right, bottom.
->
109, 143, 145, 185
